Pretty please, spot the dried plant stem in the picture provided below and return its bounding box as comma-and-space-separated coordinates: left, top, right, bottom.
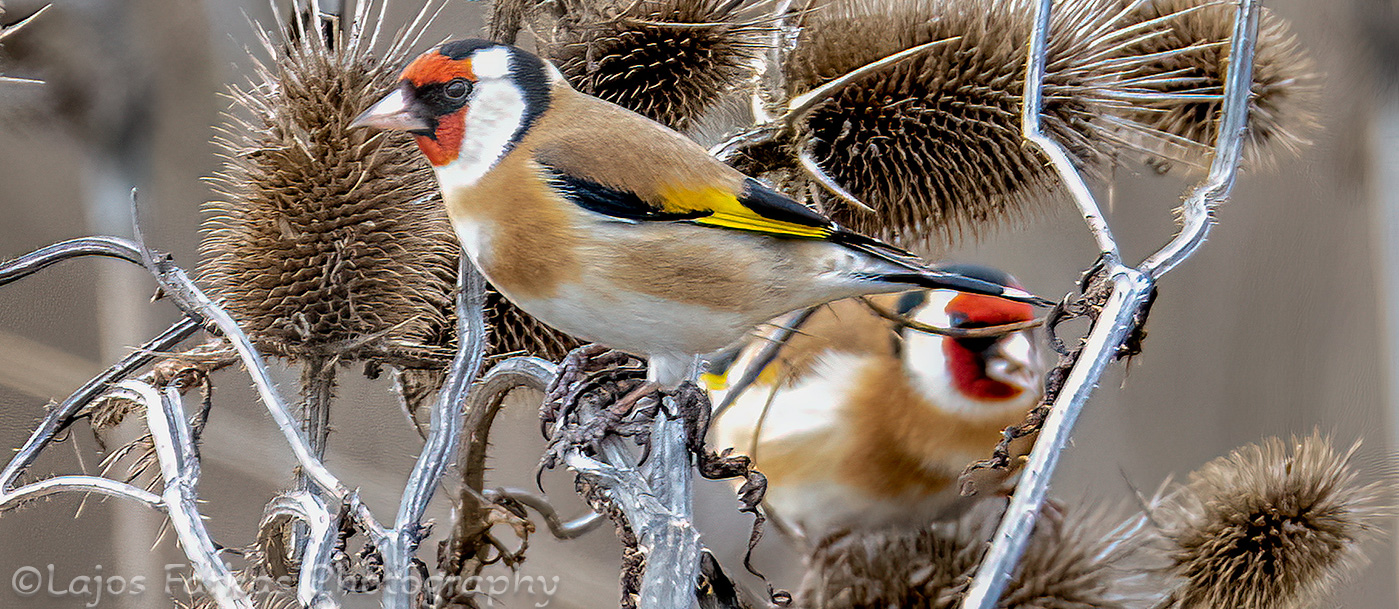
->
0, 227, 384, 606
959, 1, 1260, 607
296, 355, 336, 511
1020, 0, 1119, 262
383, 259, 488, 609
565, 408, 703, 609
960, 269, 1153, 609
301, 357, 336, 461
441, 355, 608, 604
262, 491, 338, 609
115, 380, 252, 608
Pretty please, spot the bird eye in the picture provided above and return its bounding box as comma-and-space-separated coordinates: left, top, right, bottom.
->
443, 78, 471, 101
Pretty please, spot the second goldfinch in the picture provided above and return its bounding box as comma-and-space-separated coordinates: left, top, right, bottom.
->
352, 39, 1046, 386
711, 266, 1046, 537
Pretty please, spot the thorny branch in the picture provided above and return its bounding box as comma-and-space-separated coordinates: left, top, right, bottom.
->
383, 258, 489, 609
438, 355, 608, 607
956, 1, 1260, 607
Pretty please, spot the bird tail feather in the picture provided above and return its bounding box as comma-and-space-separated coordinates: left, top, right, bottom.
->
833, 231, 1054, 307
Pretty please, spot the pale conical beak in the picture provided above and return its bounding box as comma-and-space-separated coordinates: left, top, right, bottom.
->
351, 88, 429, 132
984, 332, 1040, 391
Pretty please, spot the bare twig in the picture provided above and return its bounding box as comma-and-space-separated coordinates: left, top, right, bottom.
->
1141, 6, 1257, 277
120, 380, 253, 609
564, 411, 704, 609
382, 259, 488, 608
261, 491, 339, 609
484, 487, 606, 540
0, 4, 52, 44
958, 1, 1260, 607
441, 354, 605, 602
440, 355, 556, 604
0, 317, 200, 500
1020, 1, 1120, 262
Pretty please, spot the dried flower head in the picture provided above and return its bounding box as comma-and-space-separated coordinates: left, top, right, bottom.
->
773, 0, 1174, 248
199, 3, 456, 362
199, 2, 579, 365
797, 500, 1147, 608
526, 0, 773, 132
1154, 433, 1391, 609
1111, 0, 1319, 169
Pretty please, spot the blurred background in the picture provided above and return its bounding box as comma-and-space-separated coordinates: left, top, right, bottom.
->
0, 0, 1397, 607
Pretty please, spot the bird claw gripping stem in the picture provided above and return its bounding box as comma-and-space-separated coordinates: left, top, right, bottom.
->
538, 345, 653, 473
538, 344, 780, 608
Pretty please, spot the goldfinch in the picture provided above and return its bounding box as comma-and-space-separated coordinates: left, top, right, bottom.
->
352, 40, 1046, 386
711, 266, 1045, 538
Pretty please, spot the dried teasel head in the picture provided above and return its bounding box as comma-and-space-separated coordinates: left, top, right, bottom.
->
200, 3, 456, 362
521, 0, 774, 132
1153, 433, 1392, 609
1110, 0, 1319, 170
769, 0, 1175, 248
796, 499, 1148, 608
199, 2, 579, 366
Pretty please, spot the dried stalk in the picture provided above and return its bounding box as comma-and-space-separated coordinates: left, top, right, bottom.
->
957, 1, 1260, 607
261, 491, 339, 609
440, 355, 606, 605
565, 411, 704, 609
115, 380, 253, 608
382, 258, 488, 609
0, 202, 491, 608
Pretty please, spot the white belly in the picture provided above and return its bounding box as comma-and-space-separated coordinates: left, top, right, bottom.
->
509, 282, 756, 357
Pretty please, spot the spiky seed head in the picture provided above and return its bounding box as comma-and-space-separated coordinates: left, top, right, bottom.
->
199, 5, 580, 364
780, 0, 1168, 248
1111, 0, 1319, 169
533, 0, 772, 132
1155, 433, 1391, 609
199, 9, 458, 360
796, 500, 1145, 608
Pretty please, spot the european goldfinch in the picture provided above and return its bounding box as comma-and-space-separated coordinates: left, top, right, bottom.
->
352, 40, 1046, 386
711, 266, 1045, 538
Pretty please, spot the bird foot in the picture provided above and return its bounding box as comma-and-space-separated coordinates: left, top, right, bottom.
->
539, 344, 652, 472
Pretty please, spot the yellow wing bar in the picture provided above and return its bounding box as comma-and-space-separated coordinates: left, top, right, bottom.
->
659, 185, 834, 240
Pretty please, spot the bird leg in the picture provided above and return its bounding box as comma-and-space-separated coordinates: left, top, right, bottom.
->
669, 381, 780, 600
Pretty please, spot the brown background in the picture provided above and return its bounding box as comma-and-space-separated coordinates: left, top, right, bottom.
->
1, 0, 1396, 607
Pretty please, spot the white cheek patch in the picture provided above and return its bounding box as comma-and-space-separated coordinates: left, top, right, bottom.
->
432, 78, 527, 193
902, 291, 1037, 419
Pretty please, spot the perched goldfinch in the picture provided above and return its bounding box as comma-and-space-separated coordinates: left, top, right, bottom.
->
352, 40, 1045, 386
711, 266, 1045, 538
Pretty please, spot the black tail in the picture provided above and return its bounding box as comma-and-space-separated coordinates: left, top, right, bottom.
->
876, 271, 1053, 306
832, 230, 1054, 307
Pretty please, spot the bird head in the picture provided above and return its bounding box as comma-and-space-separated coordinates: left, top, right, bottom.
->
352, 39, 554, 175
898, 265, 1043, 416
